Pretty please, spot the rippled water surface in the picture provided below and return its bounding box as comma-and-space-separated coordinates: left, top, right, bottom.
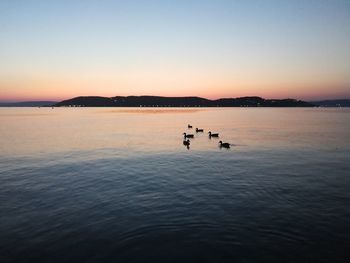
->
1, 107, 350, 262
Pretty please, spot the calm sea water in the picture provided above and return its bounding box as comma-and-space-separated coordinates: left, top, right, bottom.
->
1, 107, 350, 263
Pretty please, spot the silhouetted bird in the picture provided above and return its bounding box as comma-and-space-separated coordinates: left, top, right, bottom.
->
196, 128, 204, 132
208, 131, 219, 137
188, 124, 193, 128
183, 139, 190, 146
219, 141, 230, 148
183, 133, 194, 138
183, 139, 190, 150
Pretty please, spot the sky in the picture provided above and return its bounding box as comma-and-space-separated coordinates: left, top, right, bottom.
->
0, 0, 349, 102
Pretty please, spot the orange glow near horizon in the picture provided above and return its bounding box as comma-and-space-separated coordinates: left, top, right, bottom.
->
1, 82, 350, 102
1, 1, 349, 102
1, 68, 349, 102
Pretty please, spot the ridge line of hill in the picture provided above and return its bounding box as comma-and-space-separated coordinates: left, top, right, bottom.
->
53, 96, 314, 107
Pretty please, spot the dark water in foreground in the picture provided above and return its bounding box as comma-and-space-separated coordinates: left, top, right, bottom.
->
1, 108, 350, 262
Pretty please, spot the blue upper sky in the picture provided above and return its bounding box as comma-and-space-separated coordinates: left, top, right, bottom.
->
0, 0, 349, 101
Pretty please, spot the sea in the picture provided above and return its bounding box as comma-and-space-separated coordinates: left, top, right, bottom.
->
1, 107, 350, 262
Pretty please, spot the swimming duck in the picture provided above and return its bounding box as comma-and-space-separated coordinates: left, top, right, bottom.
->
183, 139, 190, 146
219, 141, 230, 148
188, 124, 193, 128
208, 131, 219, 137
183, 132, 194, 138
196, 128, 204, 132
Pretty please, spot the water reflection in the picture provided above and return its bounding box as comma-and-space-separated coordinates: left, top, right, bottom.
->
0, 107, 350, 157
1, 107, 350, 262
97, 108, 203, 114
183, 139, 190, 150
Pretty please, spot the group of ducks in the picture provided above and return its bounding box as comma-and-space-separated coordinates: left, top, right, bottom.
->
183, 124, 231, 149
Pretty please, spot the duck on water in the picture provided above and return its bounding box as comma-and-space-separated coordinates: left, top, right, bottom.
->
208, 131, 219, 138
183, 139, 190, 146
196, 128, 204, 133
183, 133, 194, 138
183, 139, 190, 150
219, 141, 231, 148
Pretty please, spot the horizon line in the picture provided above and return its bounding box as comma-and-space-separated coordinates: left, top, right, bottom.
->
1, 95, 350, 104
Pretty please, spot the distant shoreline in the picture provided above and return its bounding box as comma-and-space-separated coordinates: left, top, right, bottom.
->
1, 97, 349, 107
53, 96, 314, 107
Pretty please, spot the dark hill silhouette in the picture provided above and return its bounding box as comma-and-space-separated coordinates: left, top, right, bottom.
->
111, 96, 211, 107
54, 96, 314, 107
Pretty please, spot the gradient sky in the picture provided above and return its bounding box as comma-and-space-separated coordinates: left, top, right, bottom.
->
0, 0, 349, 101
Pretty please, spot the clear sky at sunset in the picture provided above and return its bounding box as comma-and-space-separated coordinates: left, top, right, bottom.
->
0, 0, 349, 102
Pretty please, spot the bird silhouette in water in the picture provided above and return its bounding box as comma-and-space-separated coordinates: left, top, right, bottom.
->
183, 139, 190, 149
219, 141, 230, 148
188, 124, 193, 128
196, 128, 204, 132
208, 131, 219, 138
183, 133, 194, 138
